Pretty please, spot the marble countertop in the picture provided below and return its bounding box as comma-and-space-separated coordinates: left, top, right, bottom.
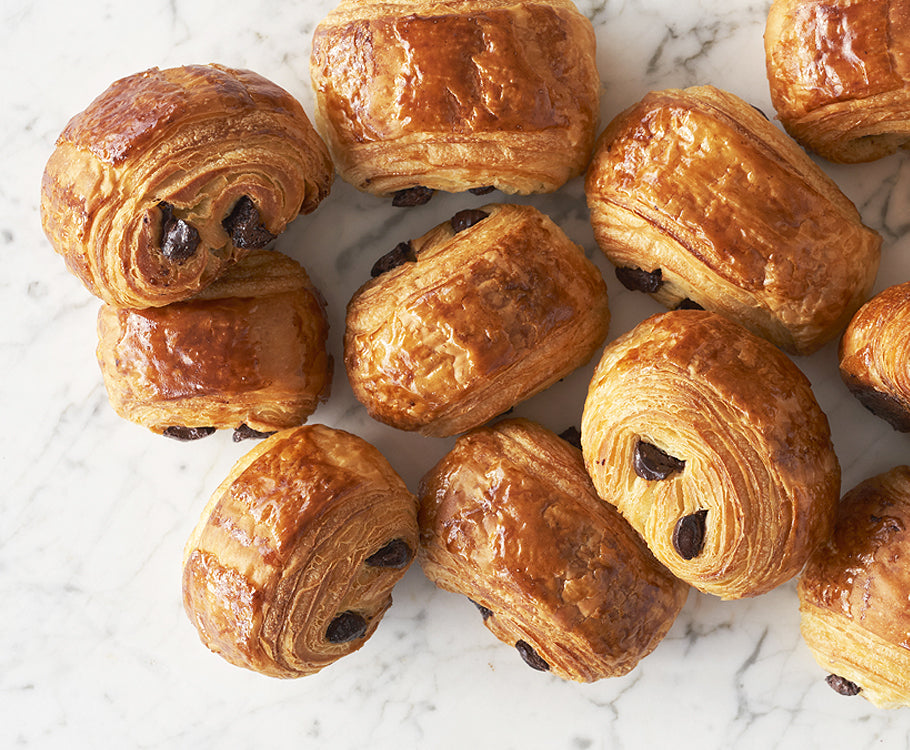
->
4, 0, 910, 747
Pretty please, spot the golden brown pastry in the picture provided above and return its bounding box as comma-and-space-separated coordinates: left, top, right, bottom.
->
418, 418, 689, 682
41, 64, 333, 308
182, 424, 418, 678
765, 0, 910, 163
96, 250, 332, 440
581, 310, 841, 600
839, 281, 910, 431
798, 466, 910, 708
344, 203, 610, 437
584, 84, 881, 356
310, 0, 599, 203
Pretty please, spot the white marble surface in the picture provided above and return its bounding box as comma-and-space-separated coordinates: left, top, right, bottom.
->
4, 0, 910, 747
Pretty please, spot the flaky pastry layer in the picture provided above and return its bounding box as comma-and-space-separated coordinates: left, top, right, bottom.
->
765, 0, 910, 162
418, 418, 688, 682
41, 64, 333, 308
585, 84, 881, 355
799, 465, 910, 707
96, 250, 332, 437
310, 0, 599, 196
344, 203, 610, 437
182, 425, 418, 677
581, 310, 840, 600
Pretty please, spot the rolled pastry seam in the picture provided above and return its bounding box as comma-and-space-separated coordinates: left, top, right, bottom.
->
418, 418, 688, 682
96, 250, 332, 439
581, 310, 841, 600
765, 0, 910, 163
838, 281, 910, 431
310, 0, 600, 197
584, 84, 881, 355
41, 64, 333, 308
182, 425, 419, 678
344, 203, 610, 437
798, 466, 910, 708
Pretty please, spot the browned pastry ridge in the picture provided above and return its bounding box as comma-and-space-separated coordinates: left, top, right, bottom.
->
96, 250, 332, 440
581, 310, 841, 600
584, 84, 881, 356
839, 281, 910, 432
310, 0, 600, 201
41, 64, 333, 308
418, 418, 689, 682
344, 203, 610, 437
799, 466, 910, 708
182, 425, 419, 678
765, 0, 910, 163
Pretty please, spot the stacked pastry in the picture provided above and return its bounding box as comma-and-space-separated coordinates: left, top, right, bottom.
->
41, 63, 337, 441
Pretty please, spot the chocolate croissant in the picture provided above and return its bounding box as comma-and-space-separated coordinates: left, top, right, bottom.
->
584, 84, 881, 356
310, 0, 599, 203
581, 310, 841, 600
799, 466, 910, 708
765, 0, 910, 163
96, 250, 332, 440
41, 64, 333, 308
418, 418, 689, 682
839, 281, 910, 431
344, 203, 610, 437
182, 425, 419, 678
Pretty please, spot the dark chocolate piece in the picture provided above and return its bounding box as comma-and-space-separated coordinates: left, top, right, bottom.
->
365, 539, 413, 569
515, 640, 550, 672
392, 186, 435, 207
633, 440, 685, 480
232, 424, 276, 442
616, 266, 663, 293
826, 674, 862, 696
325, 611, 368, 644
162, 426, 216, 441
159, 202, 200, 262
222, 195, 276, 249
673, 510, 709, 560
558, 426, 582, 450
371, 241, 417, 277
451, 209, 490, 233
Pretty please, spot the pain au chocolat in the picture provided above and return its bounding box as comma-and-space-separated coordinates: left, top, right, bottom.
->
344, 203, 610, 437
799, 466, 910, 708
765, 0, 910, 163
182, 425, 418, 678
839, 281, 910, 432
310, 0, 599, 204
41, 64, 333, 308
96, 250, 332, 441
584, 85, 881, 356
418, 418, 688, 682
581, 310, 841, 600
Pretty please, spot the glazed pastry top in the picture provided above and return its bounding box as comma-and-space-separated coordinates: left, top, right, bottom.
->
765, 0, 910, 123
800, 465, 910, 650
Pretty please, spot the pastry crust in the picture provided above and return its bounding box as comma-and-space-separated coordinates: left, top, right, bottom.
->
96, 250, 332, 438
798, 466, 910, 708
344, 203, 610, 437
310, 0, 600, 198
584, 84, 881, 356
182, 425, 419, 678
839, 281, 910, 431
41, 64, 333, 308
765, 0, 910, 163
580, 310, 841, 600
418, 418, 689, 682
